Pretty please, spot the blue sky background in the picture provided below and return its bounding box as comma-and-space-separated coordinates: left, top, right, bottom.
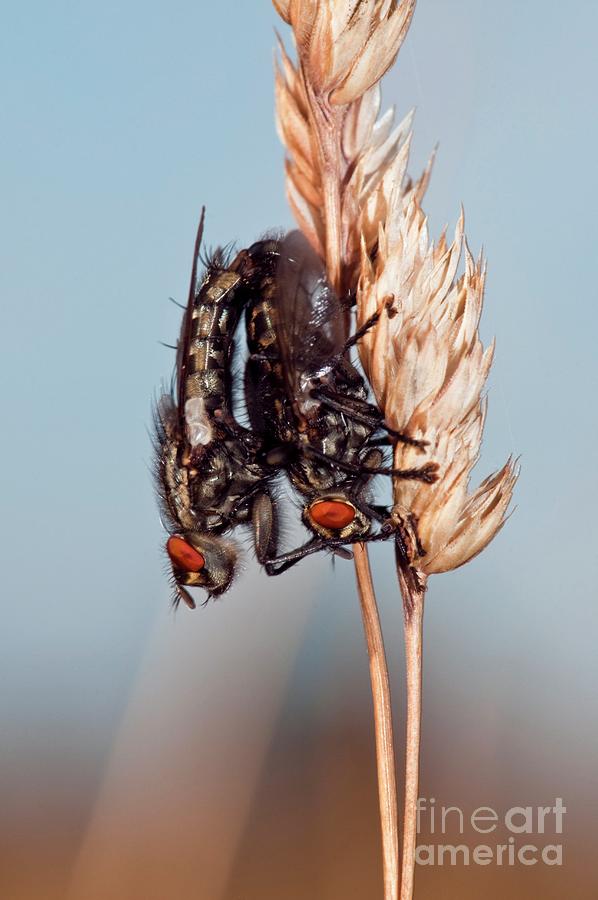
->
1, 3, 597, 898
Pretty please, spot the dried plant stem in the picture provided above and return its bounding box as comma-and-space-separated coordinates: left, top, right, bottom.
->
397, 570, 426, 900
353, 543, 399, 900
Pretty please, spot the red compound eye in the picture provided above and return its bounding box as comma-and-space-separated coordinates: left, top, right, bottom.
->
310, 499, 356, 530
166, 536, 205, 572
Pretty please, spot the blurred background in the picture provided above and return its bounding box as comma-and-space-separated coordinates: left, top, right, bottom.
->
1, 1, 597, 897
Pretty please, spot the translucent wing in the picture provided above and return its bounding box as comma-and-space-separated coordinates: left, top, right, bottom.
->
275, 230, 347, 401
176, 208, 206, 422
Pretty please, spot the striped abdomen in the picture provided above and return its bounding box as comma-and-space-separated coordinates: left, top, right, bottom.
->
179, 262, 243, 439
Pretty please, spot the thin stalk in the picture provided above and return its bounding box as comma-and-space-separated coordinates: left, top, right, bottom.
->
397, 569, 426, 900
353, 542, 400, 900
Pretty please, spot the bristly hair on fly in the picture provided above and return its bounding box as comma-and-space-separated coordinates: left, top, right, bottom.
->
199, 241, 236, 276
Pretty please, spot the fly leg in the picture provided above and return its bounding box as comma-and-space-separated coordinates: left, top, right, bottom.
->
250, 490, 278, 565
312, 388, 426, 450
350, 496, 390, 526
314, 310, 382, 387
304, 446, 439, 483
340, 309, 382, 354
327, 303, 395, 367
264, 537, 340, 575
365, 437, 392, 447
265, 528, 398, 575
264, 536, 369, 575
346, 498, 420, 560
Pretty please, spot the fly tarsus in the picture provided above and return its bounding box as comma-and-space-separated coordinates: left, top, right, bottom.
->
383, 425, 428, 450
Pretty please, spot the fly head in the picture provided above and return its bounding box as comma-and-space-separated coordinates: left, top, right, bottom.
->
166, 532, 238, 607
303, 495, 371, 543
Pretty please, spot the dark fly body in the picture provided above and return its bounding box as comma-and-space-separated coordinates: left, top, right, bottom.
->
244, 231, 438, 574
154, 214, 279, 607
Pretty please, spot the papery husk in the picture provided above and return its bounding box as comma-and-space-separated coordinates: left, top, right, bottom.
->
357, 198, 517, 575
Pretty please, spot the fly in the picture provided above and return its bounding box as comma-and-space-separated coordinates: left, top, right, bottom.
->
244, 231, 438, 574
154, 212, 279, 607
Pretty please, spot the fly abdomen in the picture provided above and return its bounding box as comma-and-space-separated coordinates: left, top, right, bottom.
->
184, 268, 240, 408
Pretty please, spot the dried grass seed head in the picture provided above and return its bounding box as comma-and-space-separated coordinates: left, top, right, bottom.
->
358, 197, 517, 574
274, 0, 517, 577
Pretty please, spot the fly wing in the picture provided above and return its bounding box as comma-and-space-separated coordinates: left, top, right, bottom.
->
175, 208, 206, 422
275, 230, 347, 400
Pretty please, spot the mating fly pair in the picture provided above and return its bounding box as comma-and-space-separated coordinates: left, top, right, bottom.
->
154, 215, 437, 607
